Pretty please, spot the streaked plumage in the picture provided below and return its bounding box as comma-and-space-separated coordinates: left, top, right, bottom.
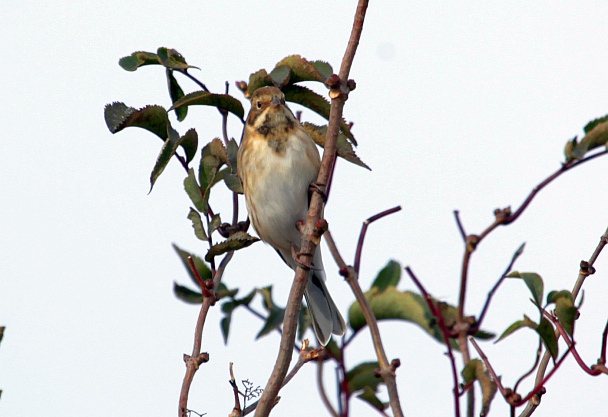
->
237, 86, 345, 345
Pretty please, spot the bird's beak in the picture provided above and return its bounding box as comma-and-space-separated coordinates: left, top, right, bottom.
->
270, 96, 281, 108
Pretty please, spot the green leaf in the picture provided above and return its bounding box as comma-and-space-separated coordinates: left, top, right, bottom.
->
495, 315, 537, 343
156, 47, 198, 70
302, 122, 369, 170
171, 91, 245, 120
184, 168, 205, 212
269, 65, 291, 88
357, 386, 387, 412
256, 286, 285, 338
179, 128, 198, 164
209, 213, 222, 236
583, 114, 608, 134
548, 290, 577, 337
205, 231, 259, 262
104, 103, 169, 140
149, 125, 181, 191
346, 362, 382, 394
283, 85, 357, 145
167, 69, 187, 121
118, 51, 160, 71
172, 244, 212, 288
216, 167, 243, 194
220, 314, 232, 344
370, 260, 401, 291
537, 317, 558, 359
173, 282, 204, 304
247, 69, 273, 96
460, 359, 497, 416
275, 55, 326, 84
311, 60, 333, 82
226, 138, 239, 173
506, 271, 544, 308
187, 208, 207, 240
565, 116, 608, 161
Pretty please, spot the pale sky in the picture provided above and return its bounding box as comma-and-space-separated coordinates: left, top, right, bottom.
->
2, 2, 607, 416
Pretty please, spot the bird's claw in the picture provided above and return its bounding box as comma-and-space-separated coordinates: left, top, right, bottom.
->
309, 181, 327, 203
291, 245, 312, 271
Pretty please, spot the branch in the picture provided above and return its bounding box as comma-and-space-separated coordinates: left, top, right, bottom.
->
520, 225, 608, 416
354, 206, 402, 274
406, 267, 460, 417
254, 2, 370, 416
316, 354, 340, 417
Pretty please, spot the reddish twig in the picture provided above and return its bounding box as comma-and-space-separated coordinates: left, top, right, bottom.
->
354, 206, 402, 274
469, 337, 508, 397
316, 356, 340, 417
600, 319, 608, 366
405, 267, 460, 417
453, 210, 467, 242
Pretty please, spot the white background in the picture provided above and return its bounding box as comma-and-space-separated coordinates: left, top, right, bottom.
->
1, 1, 607, 416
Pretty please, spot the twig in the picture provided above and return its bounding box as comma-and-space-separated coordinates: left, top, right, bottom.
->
229, 363, 243, 417
600, 319, 608, 366
354, 206, 402, 274
254, 1, 370, 416
475, 243, 525, 329
513, 339, 542, 394
316, 355, 340, 417
453, 210, 467, 242
406, 267, 460, 417
541, 311, 602, 376
520, 225, 608, 416
469, 337, 508, 397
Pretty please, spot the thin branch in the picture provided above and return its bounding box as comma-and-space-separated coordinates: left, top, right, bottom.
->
316, 356, 340, 417
469, 337, 508, 397
542, 311, 601, 376
475, 243, 525, 329
453, 210, 467, 242
600, 319, 608, 366
513, 339, 543, 394
521, 225, 608, 416
254, 1, 370, 416
354, 206, 402, 274
229, 363, 243, 417
406, 267, 460, 417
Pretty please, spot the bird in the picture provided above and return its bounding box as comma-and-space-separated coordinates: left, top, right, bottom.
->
237, 86, 346, 345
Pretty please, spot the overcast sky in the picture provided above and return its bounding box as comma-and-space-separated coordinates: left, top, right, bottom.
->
2, 2, 607, 416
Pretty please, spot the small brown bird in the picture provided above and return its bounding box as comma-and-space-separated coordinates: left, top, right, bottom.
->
237, 86, 345, 345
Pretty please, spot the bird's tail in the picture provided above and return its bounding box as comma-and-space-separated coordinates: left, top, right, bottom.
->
304, 272, 346, 346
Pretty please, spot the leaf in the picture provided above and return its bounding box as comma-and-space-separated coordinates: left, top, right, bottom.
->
495, 315, 537, 343
302, 122, 370, 170
170, 91, 245, 120
275, 55, 326, 84
172, 244, 212, 288
216, 167, 243, 194
104, 103, 169, 140
583, 114, 608, 134
283, 85, 356, 145
226, 138, 239, 173
311, 60, 333, 82
179, 128, 198, 164
565, 116, 608, 161
118, 51, 160, 71
197, 139, 229, 210
256, 286, 285, 338
269, 65, 291, 88
537, 317, 559, 360
156, 47, 198, 70
167, 69, 187, 121
220, 315, 232, 344
247, 69, 273, 97
173, 282, 204, 304
184, 168, 205, 212
357, 386, 387, 412
460, 359, 497, 416
548, 290, 577, 337
187, 208, 207, 240
347, 287, 493, 348
209, 213, 222, 236
370, 260, 401, 291
205, 231, 259, 262
506, 271, 544, 308
346, 362, 382, 394
149, 125, 182, 191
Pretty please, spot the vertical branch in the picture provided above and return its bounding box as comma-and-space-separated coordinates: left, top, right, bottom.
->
254, 2, 369, 415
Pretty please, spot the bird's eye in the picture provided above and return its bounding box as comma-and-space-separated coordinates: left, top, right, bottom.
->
256, 101, 262, 109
